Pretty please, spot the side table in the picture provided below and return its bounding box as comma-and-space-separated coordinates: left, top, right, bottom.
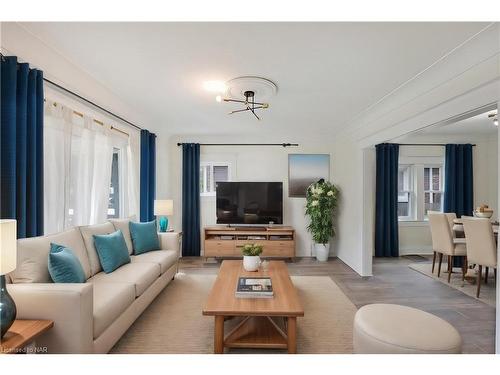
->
0, 320, 53, 354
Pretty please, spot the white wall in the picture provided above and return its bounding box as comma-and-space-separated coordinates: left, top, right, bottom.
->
168, 135, 335, 258
332, 24, 499, 276
330, 138, 372, 275
497, 102, 500, 355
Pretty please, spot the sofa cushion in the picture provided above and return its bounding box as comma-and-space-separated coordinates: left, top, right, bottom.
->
129, 220, 160, 255
93, 230, 131, 273
87, 262, 161, 297
109, 217, 134, 255
48, 243, 86, 283
12, 227, 91, 283
131, 250, 178, 274
79, 222, 116, 276
92, 282, 135, 339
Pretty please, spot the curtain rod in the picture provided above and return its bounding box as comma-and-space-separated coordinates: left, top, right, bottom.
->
43, 78, 143, 132
176, 143, 299, 147
399, 143, 476, 147
1, 52, 143, 131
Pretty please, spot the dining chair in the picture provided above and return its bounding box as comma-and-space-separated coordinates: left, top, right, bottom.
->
428, 211, 456, 273
428, 212, 467, 282
462, 217, 498, 298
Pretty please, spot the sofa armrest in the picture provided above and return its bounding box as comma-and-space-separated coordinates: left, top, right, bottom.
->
158, 232, 180, 256
7, 283, 94, 354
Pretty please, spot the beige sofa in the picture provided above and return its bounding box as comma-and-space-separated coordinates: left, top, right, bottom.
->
7, 218, 180, 353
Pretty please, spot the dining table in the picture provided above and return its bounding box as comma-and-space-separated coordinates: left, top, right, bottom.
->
452, 218, 499, 236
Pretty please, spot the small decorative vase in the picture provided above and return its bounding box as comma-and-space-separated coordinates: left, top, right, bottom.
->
0, 275, 17, 338
243, 256, 261, 272
158, 216, 169, 232
314, 243, 330, 262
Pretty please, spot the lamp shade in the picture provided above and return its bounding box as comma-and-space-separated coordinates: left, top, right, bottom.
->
0, 220, 17, 275
154, 200, 174, 216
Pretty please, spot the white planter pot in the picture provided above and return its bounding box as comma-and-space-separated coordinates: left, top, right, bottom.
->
243, 256, 261, 271
314, 243, 330, 262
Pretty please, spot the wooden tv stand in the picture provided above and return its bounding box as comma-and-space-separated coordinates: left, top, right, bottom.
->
203, 226, 295, 259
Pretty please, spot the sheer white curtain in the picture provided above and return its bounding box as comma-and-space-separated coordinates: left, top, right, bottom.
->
44, 99, 138, 234
69, 115, 113, 227
117, 130, 139, 218
44, 101, 72, 233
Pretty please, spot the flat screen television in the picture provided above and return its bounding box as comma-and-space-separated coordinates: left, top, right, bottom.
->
216, 182, 283, 225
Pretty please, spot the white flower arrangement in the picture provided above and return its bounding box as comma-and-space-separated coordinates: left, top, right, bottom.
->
305, 180, 339, 245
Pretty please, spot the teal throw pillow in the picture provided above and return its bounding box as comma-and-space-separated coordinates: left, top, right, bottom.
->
129, 220, 160, 255
48, 243, 86, 283
93, 230, 131, 273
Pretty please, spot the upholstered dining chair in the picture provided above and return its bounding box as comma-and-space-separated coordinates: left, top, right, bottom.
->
462, 217, 498, 298
428, 211, 458, 274
428, 212, 467, 282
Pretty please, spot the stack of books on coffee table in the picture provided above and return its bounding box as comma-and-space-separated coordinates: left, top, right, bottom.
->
235, 277, 274, 298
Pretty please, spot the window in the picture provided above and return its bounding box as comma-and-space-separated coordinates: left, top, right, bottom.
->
200, 162, 230, 196
423, 166, 443, 217
397, 162, 444, 222
398, 165, 413, 219
107, 149, 121, 218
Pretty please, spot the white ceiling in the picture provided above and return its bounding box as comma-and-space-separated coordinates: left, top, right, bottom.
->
421, 110, 498, 136
19, 22, 490, 137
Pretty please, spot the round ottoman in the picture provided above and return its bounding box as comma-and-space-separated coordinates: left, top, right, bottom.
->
353, 304, 462, 354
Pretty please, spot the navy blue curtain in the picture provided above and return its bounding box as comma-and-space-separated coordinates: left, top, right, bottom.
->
140, 130, 156, 222
375, 143, 399, 257
444, 144, 474, 217
1, 56, 44, 238
444, 144, 473, 268
182, 143, 200, 256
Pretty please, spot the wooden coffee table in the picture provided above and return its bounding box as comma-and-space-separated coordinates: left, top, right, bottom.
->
203, 260, 304, 354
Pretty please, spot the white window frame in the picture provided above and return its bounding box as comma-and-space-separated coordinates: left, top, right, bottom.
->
398, 164, 414, 221
398, 161, 444, 222
107, 133, 128, 218
422, 164, 444, 220
200, 162, 232, 197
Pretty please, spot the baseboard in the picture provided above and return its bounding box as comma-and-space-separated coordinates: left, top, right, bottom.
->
399, 246, 433, 256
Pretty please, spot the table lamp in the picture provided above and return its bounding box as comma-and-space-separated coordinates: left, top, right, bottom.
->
154, 200, 173, 232
1, 219, 17, 338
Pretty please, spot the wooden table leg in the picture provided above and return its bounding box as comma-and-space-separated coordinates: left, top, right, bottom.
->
287, 317, 297, 354
214, 315, 225, 354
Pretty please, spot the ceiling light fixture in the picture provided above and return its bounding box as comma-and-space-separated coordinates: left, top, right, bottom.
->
214, 76, 277, 121
488, 112, 498, 127
221, 90, 269, 120
203, 80, 227, 93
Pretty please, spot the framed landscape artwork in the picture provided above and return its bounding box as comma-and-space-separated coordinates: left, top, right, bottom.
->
288, 154, 330, 197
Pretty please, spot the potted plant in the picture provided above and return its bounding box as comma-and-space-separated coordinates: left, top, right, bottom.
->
242, 243, 264, 271
305, 180, 339, 261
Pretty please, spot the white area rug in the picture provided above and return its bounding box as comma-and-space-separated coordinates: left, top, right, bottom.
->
111, 274, 357, 354
409, 262, 496, 307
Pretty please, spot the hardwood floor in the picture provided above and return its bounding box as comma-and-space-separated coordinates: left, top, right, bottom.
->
178, 255, 496, 354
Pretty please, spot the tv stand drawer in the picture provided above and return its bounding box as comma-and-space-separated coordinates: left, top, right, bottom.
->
205, 240, 236, 256
263, 241, 294, 257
